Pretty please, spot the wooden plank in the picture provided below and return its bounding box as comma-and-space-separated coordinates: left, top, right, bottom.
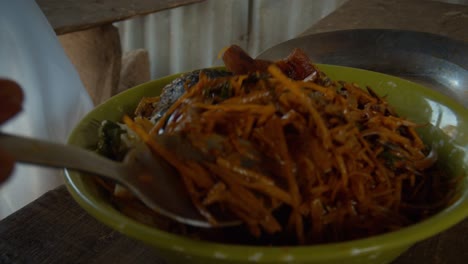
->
0, 186, 166, 264
36, 0, 205, 35
394, 219, 468, 264
301, 0, 468, 42
59, 24, 122, 105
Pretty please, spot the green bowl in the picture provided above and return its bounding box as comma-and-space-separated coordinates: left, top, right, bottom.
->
65, 65, 468, 264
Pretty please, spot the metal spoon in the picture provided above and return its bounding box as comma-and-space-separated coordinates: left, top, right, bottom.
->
0, 132, 241, 228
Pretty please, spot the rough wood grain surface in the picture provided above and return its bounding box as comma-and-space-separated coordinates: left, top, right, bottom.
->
0, 186, 166, 264
59, 25, 122, 105
36, 0, 204, 35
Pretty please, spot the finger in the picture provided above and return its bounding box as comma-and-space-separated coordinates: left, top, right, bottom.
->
0, 149, 15, 184
0, 79, 24, 124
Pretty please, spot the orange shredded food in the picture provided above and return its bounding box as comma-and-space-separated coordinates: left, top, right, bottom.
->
110, 64, 454, 245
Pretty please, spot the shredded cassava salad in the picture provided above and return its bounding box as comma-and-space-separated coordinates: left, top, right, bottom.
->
94, 45, 456, 245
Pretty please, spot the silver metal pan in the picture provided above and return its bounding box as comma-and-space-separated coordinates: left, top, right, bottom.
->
257, 29, 468, 107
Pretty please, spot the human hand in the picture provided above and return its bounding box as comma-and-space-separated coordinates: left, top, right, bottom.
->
0, 79, 24, 184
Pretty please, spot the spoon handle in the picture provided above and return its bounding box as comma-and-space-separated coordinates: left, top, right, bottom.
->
0, 132, 121, 180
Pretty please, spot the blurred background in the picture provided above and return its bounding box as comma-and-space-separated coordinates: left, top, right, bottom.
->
117, 0, 348, 79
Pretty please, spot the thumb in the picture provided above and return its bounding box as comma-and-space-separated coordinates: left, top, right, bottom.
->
0, 79, 24, 124
0, 149, 15, 184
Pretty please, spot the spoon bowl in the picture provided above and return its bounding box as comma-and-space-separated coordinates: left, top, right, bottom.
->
0, 132, 240, 228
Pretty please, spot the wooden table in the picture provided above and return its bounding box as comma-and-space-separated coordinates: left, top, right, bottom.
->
2, 0, 467, 263
37, 0, 204, 35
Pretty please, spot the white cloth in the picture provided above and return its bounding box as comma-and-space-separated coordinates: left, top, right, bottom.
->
0, 0, 93, 219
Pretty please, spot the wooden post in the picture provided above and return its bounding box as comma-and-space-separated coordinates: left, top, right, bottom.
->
59, 25, 122, 105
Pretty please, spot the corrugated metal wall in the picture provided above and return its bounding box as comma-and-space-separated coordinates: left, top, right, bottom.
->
116, 0, 347, 79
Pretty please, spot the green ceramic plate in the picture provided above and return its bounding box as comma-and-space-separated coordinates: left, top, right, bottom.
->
65, 65, 468, 264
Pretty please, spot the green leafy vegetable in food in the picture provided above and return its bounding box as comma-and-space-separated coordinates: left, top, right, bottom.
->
95, 120, 126, 160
